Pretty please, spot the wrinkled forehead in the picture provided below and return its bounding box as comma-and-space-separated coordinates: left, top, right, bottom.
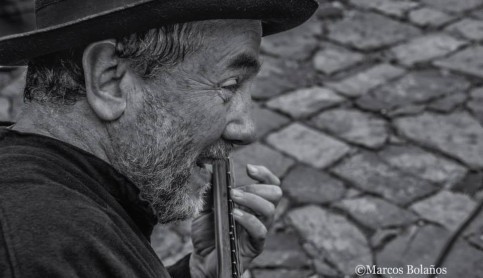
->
196, 19, 262, 46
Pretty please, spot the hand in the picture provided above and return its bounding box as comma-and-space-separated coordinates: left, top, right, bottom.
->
189, 164, 283, 278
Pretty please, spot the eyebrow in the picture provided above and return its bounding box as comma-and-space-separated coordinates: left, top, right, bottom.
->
227, 53, 262, 75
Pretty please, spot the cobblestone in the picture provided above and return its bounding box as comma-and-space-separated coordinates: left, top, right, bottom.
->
311, 108, 389, 149
377, 225, 450, 272
410, 191, 476, 231
232, 143, 295, 186
327, 11, 420, 51
251, 56, 314, 100
434, 45, 483, 78
261, 17, 323, 61
335, 196, 418, 229
332, 152, 437, 205
444, 240, 483, 278
357, 70, 470, 112
150, 225, 183, 260
327, 64, 405, 97
287, 206, 372, 275
447, 19, 483, 41
0, 97, 10, 121
313, 46, 364, 75
267, 123, 351, 169
428, 91, 467, 112
252, 104, 290, 139
266, 87, 345, 119
251, 232, 310, 268
252, 269, 312, 278
390, 34, 466, 66
379, 145, 468, 188
350, 0, 419, 18
421, 0, 483, 14
468, 87, 483, 123
395, 112, 483, 169
282, 165, 346, 204
408, 7, 455, 28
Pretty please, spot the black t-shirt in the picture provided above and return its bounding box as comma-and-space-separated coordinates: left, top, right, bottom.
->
0, 127, 191, 277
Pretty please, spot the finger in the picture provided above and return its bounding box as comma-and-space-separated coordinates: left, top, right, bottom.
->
231, 190, 275, 220
236, 184, 283, 204
246, 164, 281, 186
233, 208, 268, 245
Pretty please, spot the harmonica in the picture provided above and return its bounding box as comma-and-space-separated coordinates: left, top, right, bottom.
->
212, 158, 241, 278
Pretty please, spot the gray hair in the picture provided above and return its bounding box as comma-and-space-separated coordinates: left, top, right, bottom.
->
24, 22, 202, 105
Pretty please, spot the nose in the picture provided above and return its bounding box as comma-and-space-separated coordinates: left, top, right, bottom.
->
222, 94, 257, 145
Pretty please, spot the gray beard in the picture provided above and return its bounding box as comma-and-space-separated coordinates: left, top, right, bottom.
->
106, 90, 233, 224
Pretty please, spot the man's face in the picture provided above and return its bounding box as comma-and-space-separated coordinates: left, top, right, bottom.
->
108, 19, 262, 223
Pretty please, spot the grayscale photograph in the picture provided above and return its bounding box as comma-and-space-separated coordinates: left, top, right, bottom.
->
0, 0, 482, 277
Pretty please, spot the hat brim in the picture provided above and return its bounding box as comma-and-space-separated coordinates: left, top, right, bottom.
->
0, 0, 318, 66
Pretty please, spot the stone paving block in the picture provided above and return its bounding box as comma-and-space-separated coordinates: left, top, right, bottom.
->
379, 145, 468, 188
465, 214, 483, 249
250, 232, 310, 269
312, 259, 340, 277
311, 108, 389, 149
0, 69, 26, 98
0, 97, 10, 121
395, 112, 483, 169
326, 64, 405, 97
350, 0, 419, 18
252, 269, 312, 278
421, 0, 483, 13
313, 46, 365, 75
261, 17, 323, 60
390, 34, 466, 66
371, 229, 400, 248
327, 11, 420, 51
266, 87, 345, 119
357, 70, 470, 112
376, 225, 450, 275
332, 152, 437, 205
251, 56, 314, 100
287, 205, 372, 276
447, 18, 483, 41
252, 104, 290, 138
232, 142, 295, 186
410, 191, 476, 231
428, 91, 467, 112
282, 165, 345, 204
334, 196, 418, 229
444, 239, 483, 278
452, 171, 483, 197
409, 7, 455, 28
473, 8, 483, 19
267, 123, 351, 169
467, 87, 483, 123
151, 225, 183, 260
434, 45, 483, 78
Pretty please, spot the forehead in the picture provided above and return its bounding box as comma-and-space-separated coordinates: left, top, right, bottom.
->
191, 19, 262, 65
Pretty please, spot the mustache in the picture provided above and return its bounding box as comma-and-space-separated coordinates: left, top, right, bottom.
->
197, 140, 235, 161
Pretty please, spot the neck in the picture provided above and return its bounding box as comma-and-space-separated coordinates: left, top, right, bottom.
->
12, 101, 113, 164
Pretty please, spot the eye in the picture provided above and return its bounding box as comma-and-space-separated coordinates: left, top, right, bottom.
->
218, 78, 240, 103
221, 78, 240, 92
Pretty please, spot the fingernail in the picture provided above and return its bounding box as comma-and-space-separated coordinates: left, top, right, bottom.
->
233, 209, 243, 217
231, 189, 243, 198
247, 164, 258, 174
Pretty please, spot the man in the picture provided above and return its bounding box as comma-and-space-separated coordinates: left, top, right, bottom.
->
0, 0, 318, 277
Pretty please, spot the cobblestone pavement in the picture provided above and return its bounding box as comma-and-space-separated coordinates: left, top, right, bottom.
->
2, 0, 483, 277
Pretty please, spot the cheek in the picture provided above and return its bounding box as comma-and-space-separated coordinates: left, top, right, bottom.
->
176, 95, 227, 141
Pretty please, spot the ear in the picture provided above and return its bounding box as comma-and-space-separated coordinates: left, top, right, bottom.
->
83, 39, 128, 121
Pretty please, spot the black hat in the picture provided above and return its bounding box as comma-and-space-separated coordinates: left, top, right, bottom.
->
0, 0, 319, 65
